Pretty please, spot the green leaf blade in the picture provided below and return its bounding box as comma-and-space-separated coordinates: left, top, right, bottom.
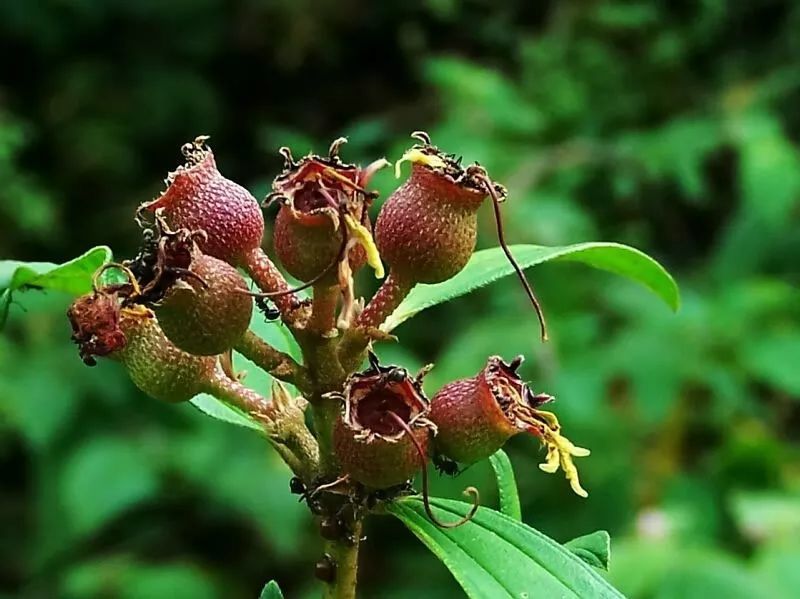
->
188, 394, 261, 431
565, 530, 612, 571
383, 243, 679, 331
388, 497, 624, 599
258, 580, 285, 599
0, 246, 113, 328
488, 449, 522, 521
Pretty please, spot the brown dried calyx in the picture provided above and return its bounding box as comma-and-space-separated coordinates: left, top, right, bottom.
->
332, 352, 478, 528
125, 217, 208, 306
393, 131, 508, 198
67, 288, 128, 365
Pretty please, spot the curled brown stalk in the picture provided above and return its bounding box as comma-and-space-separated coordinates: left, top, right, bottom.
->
386, 412, 479, 529
474, 171, 548, 342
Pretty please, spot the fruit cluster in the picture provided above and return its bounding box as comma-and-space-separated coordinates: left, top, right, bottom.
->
67, 134, 588, 535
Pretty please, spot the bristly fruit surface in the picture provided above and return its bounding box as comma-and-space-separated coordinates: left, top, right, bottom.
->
375, 134, 505, 285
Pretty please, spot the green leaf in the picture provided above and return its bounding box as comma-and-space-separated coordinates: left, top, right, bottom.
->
488, 449, 521, 521
565, 531, 612, 571
258, 580, 285, 599
383, 243, 679, 331
740, 332, 800, 396
60, 436, 158, 537
189, 394, 261, 431
0, 246, 113, 328
388, 496, 624, 599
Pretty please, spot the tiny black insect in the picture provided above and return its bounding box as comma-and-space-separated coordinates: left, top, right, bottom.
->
433, 454, 461, 477
314, 553, 337, 583
289, 476, 306, 495
255, 295, 280, 321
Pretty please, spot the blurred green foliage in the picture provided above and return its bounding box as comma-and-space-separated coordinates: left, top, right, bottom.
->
2, 1, 799, 597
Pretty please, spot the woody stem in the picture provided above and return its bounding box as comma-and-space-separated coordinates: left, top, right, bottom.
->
203, 367, 276, 419
323, 521, 362, 599
234, 330, 311, 393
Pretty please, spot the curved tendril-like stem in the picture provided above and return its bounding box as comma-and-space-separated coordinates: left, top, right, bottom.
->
240, 208, 350, 300
386, 412, 479, 529
476, 173, 548, 342
328, 136, 348, 159
410, 131, 432, 146
92, 262, 141, 296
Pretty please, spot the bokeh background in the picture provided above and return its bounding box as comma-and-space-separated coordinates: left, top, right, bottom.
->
2, 1, 800, 597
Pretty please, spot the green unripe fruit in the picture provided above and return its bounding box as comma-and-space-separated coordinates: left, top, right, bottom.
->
68, 292, 215, 403
117, 307, 217, 402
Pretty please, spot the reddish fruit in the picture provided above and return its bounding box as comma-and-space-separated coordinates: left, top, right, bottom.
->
139, 136, 296, 314
140, 136, 264, 265
271, 139, 387, 285
123, 223, 253, 356
68, 291, 215, 403
156, 251, 252, 356
332, 357, 434, 489
430, 355, 590, 497
362, 133, 548, 340
374, 136, 494, 285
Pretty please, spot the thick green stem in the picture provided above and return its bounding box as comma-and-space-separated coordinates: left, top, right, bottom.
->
323, 521, 362, 599
204, 369, 320, 481
235, 329, 311, 392
203, 367, 276, 418
311, 401, 341, 475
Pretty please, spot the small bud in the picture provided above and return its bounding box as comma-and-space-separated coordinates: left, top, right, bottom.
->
430, 355, 590, 497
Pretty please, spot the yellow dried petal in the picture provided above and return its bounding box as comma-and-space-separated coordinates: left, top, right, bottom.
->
534, 412, 590, 498
344, 214, 385, 279
538, 444, 560, 473
394, 148, 448, 178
